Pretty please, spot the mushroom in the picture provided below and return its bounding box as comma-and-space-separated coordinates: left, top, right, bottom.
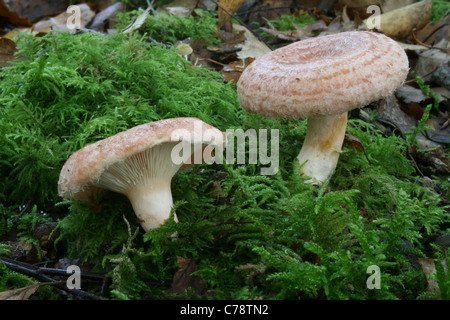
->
58, 117, 226, 232
237, 31, 409, 185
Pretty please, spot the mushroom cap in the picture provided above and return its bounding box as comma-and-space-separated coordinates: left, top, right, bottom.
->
58, 117, 225, 200
237, 31, 409, 118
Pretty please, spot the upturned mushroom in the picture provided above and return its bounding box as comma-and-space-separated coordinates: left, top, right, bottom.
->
58, 117, 226, 232
237, 31, 409, 185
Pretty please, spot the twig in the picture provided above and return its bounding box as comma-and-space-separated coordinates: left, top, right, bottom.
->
11, 201, 33, 225
0, 257, 107, 300
407, 152, 425, 178
403, 65, 439, 85
422, 23, 449, 45
411, 28, 450, 55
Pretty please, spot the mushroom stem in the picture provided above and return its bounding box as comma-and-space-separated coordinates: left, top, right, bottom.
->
297, 112, 348, 185
126, 180, 178, 232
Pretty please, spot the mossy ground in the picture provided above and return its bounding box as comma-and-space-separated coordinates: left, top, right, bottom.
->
0, 9, 449, 300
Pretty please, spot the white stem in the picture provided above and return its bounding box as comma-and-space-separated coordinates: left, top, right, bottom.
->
126, 179, 178, 232
297, 112, 348, 185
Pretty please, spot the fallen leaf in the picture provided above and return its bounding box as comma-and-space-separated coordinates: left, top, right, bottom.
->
221, 57, 254, 83
166, 256, 208, 295
0, 37, 17, 68
424, 117, 450, 145
0, 283, 40, 300
33, 4, 95, 33
377, 94, 418, 136
343, 133, 365, 153
336, 0, 416, 20
164, 6, 192, 17
121, 6, 151, 34
233, 24, 271, 60
414, 40, 450, 82
413, 15, 450, 46
90, 2, 124, 31
396, 85, 427, 105
343, 132, 375, 164
418, 257, 448, 295
2, 0, 69, 24
0, 0, 31, 27
362, 0, 432, 39
218, 0, 247, 31
380, 0, 417, 13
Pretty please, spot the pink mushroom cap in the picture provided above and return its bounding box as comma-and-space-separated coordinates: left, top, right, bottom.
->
237, 31, 409, 118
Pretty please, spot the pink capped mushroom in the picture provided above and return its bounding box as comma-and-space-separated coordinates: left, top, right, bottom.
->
58, 117, 226, 232
237, 31, 409, 185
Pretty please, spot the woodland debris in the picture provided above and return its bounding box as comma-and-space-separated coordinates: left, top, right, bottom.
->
361, 0, 432, 39
166, 256, 209, 295
0, 257, 106, 300
0, 37, 17, 68
418, 257, 448, 296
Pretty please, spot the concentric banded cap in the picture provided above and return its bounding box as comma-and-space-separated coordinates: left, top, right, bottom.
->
58, 117, 225, 199
237, 31, 409, 118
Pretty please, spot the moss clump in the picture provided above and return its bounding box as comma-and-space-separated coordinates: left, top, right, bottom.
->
116, 9, 219, 45
431, 0, 450, 21
0, 31, 241, 207
269, 13, 316, 31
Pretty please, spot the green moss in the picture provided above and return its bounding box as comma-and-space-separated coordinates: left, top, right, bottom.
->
0, 31, 240, 207
0, 26, 448, 300
430, 0, 450, 22
116, 9, 218, 45
269, 13, 316, 31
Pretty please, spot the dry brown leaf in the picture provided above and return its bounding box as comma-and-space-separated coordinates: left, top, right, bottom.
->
2, 0, 69, 24
222, 57, 255, 83
335, 0, 416, 19
414, 15, 450, 46
218, 0, 247, 31
233, 24, 271, 59
166, 256, 208, 295
0, 37, 17, 68
380, 0, 417, 13
414, 39, 450, 82
424, 117, 450, 145
343, 133, 375, 164
121, 5, 150, 34
33, 3, 95, 33
0, 283, 42, 300
362, 0, 432, 39
2, 27, 32, 40
377, 94, 421, 135
413, 145, 450, 175
343, 133, 365, 153
0, 0, 31, 27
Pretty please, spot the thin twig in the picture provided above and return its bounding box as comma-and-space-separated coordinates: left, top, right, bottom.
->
411, 28, 450, 54
422, 23, 449, 44
0, 257, 107, 300
403, 65, 439, 85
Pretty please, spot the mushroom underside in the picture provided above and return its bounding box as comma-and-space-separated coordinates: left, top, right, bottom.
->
91, 142, 198, 231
